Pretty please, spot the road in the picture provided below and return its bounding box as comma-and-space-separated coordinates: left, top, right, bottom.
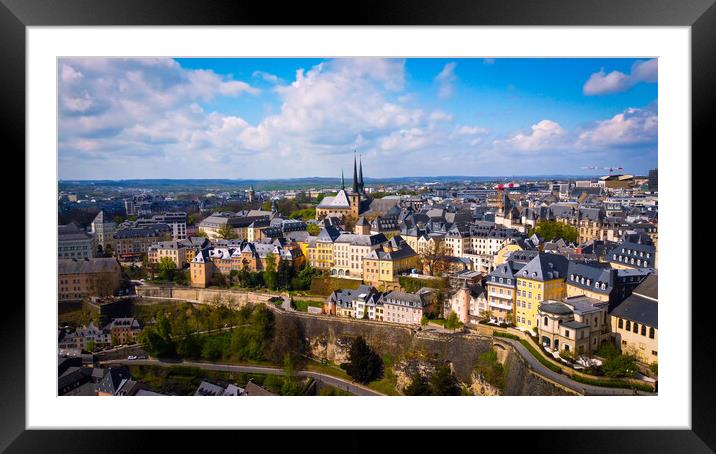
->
100, 358, 383, 396
497, 337, 654, 396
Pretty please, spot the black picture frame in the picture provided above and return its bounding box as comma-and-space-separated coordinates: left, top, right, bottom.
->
3, 0, 710, 451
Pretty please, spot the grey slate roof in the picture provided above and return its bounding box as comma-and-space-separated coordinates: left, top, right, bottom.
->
562, 320, 590, 329
608, 241, 656, 268
539, 302, 573, 315
610, 293, 658, 328
517, 253, 569, 281
95, 366, 132, 395
632, 273, 657, 300
335, 233, 388, 246
567, 262, 616, 295
58, 257, 121, 275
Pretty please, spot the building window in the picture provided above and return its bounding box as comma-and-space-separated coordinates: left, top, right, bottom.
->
633, 323, 639, 333
649, 327, 655, 339
625, 321, 631, 331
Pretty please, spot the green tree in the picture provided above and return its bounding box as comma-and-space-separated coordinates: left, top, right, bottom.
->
217, 223, 237, 240
85, 340, 96, 352
649, 362, 658, 376
445, 311, 461, 331
420, 315, 429, 326
602, 352, 638, 378
527, 220, 579, 243
277, 259, 294, 290
280, 353, 301, 395
343, 336, 384, 384
265, 315, 306, 365
176, 334, 202, 358
306, 224, 320, 236
196, 229, 209, 238
405, 372, 432, 395
263, 253, 278, 290
430, 364, 462, 396
138, 313, 175, 357
158, 257, 178, 282
201, 335, 226, 361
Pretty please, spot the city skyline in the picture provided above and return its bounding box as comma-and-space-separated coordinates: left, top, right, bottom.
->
59, 57, 657, 180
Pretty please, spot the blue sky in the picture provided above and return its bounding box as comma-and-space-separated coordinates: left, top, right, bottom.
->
58, 57, 657, 180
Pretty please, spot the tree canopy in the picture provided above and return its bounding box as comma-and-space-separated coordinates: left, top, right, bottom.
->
343, 336, 384, 384
527, 220, 579, 243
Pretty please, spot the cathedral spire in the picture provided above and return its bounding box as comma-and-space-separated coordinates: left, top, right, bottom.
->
341, 168, 345, 190
352, 150, 359, 194
358, 154, 364, 194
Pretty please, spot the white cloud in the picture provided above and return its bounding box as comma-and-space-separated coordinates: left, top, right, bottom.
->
236, 58, 424, 152
577, 106, 657, 147
252, 70, 281, 84
435, 62, 457, 99
494, 120, 567, 152
455, 125, 489, 136
583, 59, 657, 95
58, 58, 260, 165
379, 128, 430, 152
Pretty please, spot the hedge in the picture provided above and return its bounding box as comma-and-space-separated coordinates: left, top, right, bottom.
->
492, 331, 520, 341
519, 340, 564, 374
570, 374, 654, 393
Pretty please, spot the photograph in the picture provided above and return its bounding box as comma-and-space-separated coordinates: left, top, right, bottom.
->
56, 56, 659, 398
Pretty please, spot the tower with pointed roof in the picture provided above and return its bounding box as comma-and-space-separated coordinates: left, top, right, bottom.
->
351, 151, 359, 194
348, 151, 361, 219
248, 185, 255, 203
315, 151, 369, 222
358, 154, 365, 194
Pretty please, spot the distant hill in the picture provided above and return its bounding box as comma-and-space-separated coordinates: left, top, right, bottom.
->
59, 174, 594, 191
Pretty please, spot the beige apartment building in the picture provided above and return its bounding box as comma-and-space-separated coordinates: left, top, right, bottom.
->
58, 257, 122, 302
330, 233, 388, 280
147, 241, 188, 268
609, 275, 658, 364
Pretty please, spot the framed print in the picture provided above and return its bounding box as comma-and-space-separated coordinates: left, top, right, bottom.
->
4, 0, 712, 451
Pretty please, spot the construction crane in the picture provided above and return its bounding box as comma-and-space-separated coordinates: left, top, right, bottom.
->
581, 166, 624, 174
494, 182, 520, 213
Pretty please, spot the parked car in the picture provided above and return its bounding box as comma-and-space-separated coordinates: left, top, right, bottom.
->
127, 355, 137, 360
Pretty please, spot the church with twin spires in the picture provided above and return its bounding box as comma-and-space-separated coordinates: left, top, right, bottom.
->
315, 152, 369, 221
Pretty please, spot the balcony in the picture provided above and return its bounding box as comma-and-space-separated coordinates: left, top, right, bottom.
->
489, 301, 513, 311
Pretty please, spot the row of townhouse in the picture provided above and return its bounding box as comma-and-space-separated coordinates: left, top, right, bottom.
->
58, 318, 141, 350
303, 226, 421, 290
189, 238, 305, 288
197, 210, 277, 240
147, 236, 210, 268
324, 285, 434, 325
